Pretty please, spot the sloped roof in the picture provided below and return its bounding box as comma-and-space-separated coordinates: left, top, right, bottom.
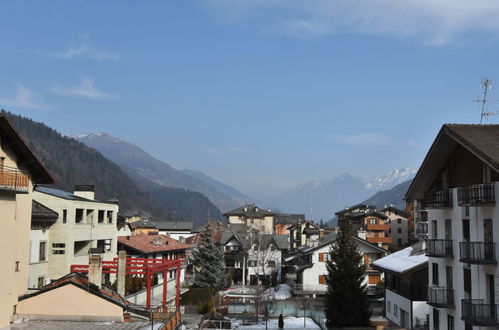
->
0, 112, 53, 184
118, 235, 192, 254
128, 219, 157, 229
345, 210, 388, 220
274, 214, 305, 225
380, 206, 410, 218
32, 200, 58, 224
35, 186, 118, 204
223, 204, 275, 217
334, 204, 375, 216
155, 221, 193, 231
372, 241, 427, 274
406, 124, 499, 200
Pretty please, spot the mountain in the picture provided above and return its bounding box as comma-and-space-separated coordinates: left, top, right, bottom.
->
5, 113, 169, 219
362, 179, 413, 211
73, 133, 249, 212
269, 169, 416, 221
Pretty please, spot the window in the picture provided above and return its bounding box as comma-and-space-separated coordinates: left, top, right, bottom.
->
462, 219, 470, 241
267, 260, 276, 267
447, 315, 454, 330
107, 211, 113, 224
433, 308, 440, 330
370, 218, 377, 224
75, 209, 84, 223
39, 241, 46, 262
464, 268, 472, 294
37, 276, 45, 288
270, 245, 275, 251
319, 275, 326, 284
464, 206, 470, 217
397, 228, 402, 234
387, 301, 391, 313
398, 238, 402, 246
15, 261, 20, 272
62, 209, 67, 224
97, 239, 112, 252
86, 209, 94, 223
432, 263, 439, 285
397, 218, 401, 224
52, 243, 66, 255
74, 241, 90, 256
393, 304, 398, 317
248, 260, 256, 267
98, 210, 105, 223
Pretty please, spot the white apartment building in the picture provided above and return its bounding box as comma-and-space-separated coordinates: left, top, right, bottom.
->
407, 124, 499, 330
33, 185, 119, 282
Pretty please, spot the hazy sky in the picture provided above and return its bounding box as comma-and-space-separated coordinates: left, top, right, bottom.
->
1, 1, 499, 197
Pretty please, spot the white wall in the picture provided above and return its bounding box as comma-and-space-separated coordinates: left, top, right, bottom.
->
28, 229, 50, 288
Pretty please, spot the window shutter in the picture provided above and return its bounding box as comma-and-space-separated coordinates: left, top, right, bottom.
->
319, 253, 324, 262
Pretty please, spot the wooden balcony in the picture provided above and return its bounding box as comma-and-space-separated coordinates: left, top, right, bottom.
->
366, 236, 392, 244
366, 223, 389, 231
425, 189, 453, 208
457, 183, 495, 206
0, 166, 29, 193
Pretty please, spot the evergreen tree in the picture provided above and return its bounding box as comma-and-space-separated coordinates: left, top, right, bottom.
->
325, 223, 371, 328
189, 220, 226, 290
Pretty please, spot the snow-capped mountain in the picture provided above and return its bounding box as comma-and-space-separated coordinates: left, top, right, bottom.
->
363, 167, 417, 190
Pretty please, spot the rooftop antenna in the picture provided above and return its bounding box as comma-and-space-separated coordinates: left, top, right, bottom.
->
477, 78, 493, 124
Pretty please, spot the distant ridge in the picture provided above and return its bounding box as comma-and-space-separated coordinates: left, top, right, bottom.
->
362, 179, 413, 210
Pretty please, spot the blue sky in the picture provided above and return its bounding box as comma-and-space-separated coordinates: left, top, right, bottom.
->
1, 0, 499, 197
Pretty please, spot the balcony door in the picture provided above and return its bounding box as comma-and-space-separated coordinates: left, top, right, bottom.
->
484, 219, 493, 260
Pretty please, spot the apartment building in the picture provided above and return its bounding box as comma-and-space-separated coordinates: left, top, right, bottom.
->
224, 204, 276, 234
406, 124, 499, 330
33, 185, 119, 282
288, 220, 322, 251
381, 206, 410, 248
0, 112, 53, 329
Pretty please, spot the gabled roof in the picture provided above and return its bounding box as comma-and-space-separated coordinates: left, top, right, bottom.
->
0, 112, 53, 184
406, 124, 499, 200
334, 204, 375, 216
380, 206, 410, 218
118, 235, 192, 254
274, 214, 305, 225
372, 241, 427, 275
345, 210, 388, 220
223, 204, 275, 217
155, 221, 193, 231
31, 200, 58, 224
19, 272, 129, 309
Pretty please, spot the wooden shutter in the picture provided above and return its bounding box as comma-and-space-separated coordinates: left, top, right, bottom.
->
369, 275, 381, 284
319, 253, 324, 262
319, 275, 326, 284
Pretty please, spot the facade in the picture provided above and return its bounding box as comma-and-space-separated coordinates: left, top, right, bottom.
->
0, 112, 53, 329
29, 201, 58, 289
406, 124, 499, 330
381, 206, 410, 248
346, 211, 392, 249
156, 221, 194, 241
33, 185, 119, 282
224, 204, 276, 234
288, 220, 322, 251
287, 233, 387, 295
274, 213, 304, 235
372, 242, 429, 329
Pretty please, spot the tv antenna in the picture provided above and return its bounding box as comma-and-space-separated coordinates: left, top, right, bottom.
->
475, 78, 496, 123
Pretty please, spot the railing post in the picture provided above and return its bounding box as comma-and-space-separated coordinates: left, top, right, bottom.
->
162, 269, 167, 310
176, 264, 181, 308
146, 266, 152, 310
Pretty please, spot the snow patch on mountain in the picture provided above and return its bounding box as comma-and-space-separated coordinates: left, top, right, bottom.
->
363, 167, 417, 190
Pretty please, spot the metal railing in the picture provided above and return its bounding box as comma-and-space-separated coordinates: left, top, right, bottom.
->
427, 286, 454, 307
462, 299, 499, 326
426, 239, 453, 257
459, 242, 496, 264
425, 189, 453, 208
416, 223, 428, 235
458, 183, 495, 206
0, 165, 29, 192
292, 284, 328, 294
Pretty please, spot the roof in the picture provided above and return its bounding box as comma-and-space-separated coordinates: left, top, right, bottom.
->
11, 320, 150, 330
118, 235, 192, 254
19, 272, 129, 309
380, 206, 410, 218
372, 241, 427, 274
223, 204, 275, 217
31, 200, 58, 224
0, 112, 53, 184
155, 221, 193, 231
128, 219, 157, 229
334, 204, 375, 216
292, 232, 386, 256
407, 124, 499, 200
274, 214, 305, 225
227, 223, 251, 232
345, 210, 388, 220
35, 186, 118, 204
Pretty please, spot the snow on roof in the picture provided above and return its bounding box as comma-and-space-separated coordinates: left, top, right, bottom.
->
372, 241, 427, 274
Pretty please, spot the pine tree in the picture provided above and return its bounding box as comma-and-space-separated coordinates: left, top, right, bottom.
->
325, 223, 371, 328
189, 220, 226, 290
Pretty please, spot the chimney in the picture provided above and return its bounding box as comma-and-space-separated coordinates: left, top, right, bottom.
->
179, 236, 185, 243
152, 237, 163, 246
74, 185, 95, 200
117, 250, 126, 297
88, 255, 102, 289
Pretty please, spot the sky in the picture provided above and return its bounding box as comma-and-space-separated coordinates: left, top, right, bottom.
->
1, 1, 499, 198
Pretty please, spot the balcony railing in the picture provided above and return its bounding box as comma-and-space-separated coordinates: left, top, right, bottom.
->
458, 183, 495, 206
462, 299, 499, 326
366, 223, 390, 231
459, 242, 496, 264
425, 189, 453, 208
0, 165, 29, 193
366, 236, 392, 244
428, 286, 454, 307
426, 239, 453, 257
416, 223, 428, 235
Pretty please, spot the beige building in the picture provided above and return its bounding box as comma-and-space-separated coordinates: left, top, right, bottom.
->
0, 112, 53, 329
33, 185, 119, 283
381, 206, 410, 249
224, 204, 276, 234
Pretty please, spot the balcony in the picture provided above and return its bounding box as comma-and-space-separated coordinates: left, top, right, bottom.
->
426, 239, 453, 258
458, 183, 495, 206
416, 223, 428, 235
425, 189, 453, 208
427, 286, 454, 307
366, 223, 390, 231
366, 236, 392, 244
0, 166, 29, 193
462, 299, 499, 326
459, 242, 496, 264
